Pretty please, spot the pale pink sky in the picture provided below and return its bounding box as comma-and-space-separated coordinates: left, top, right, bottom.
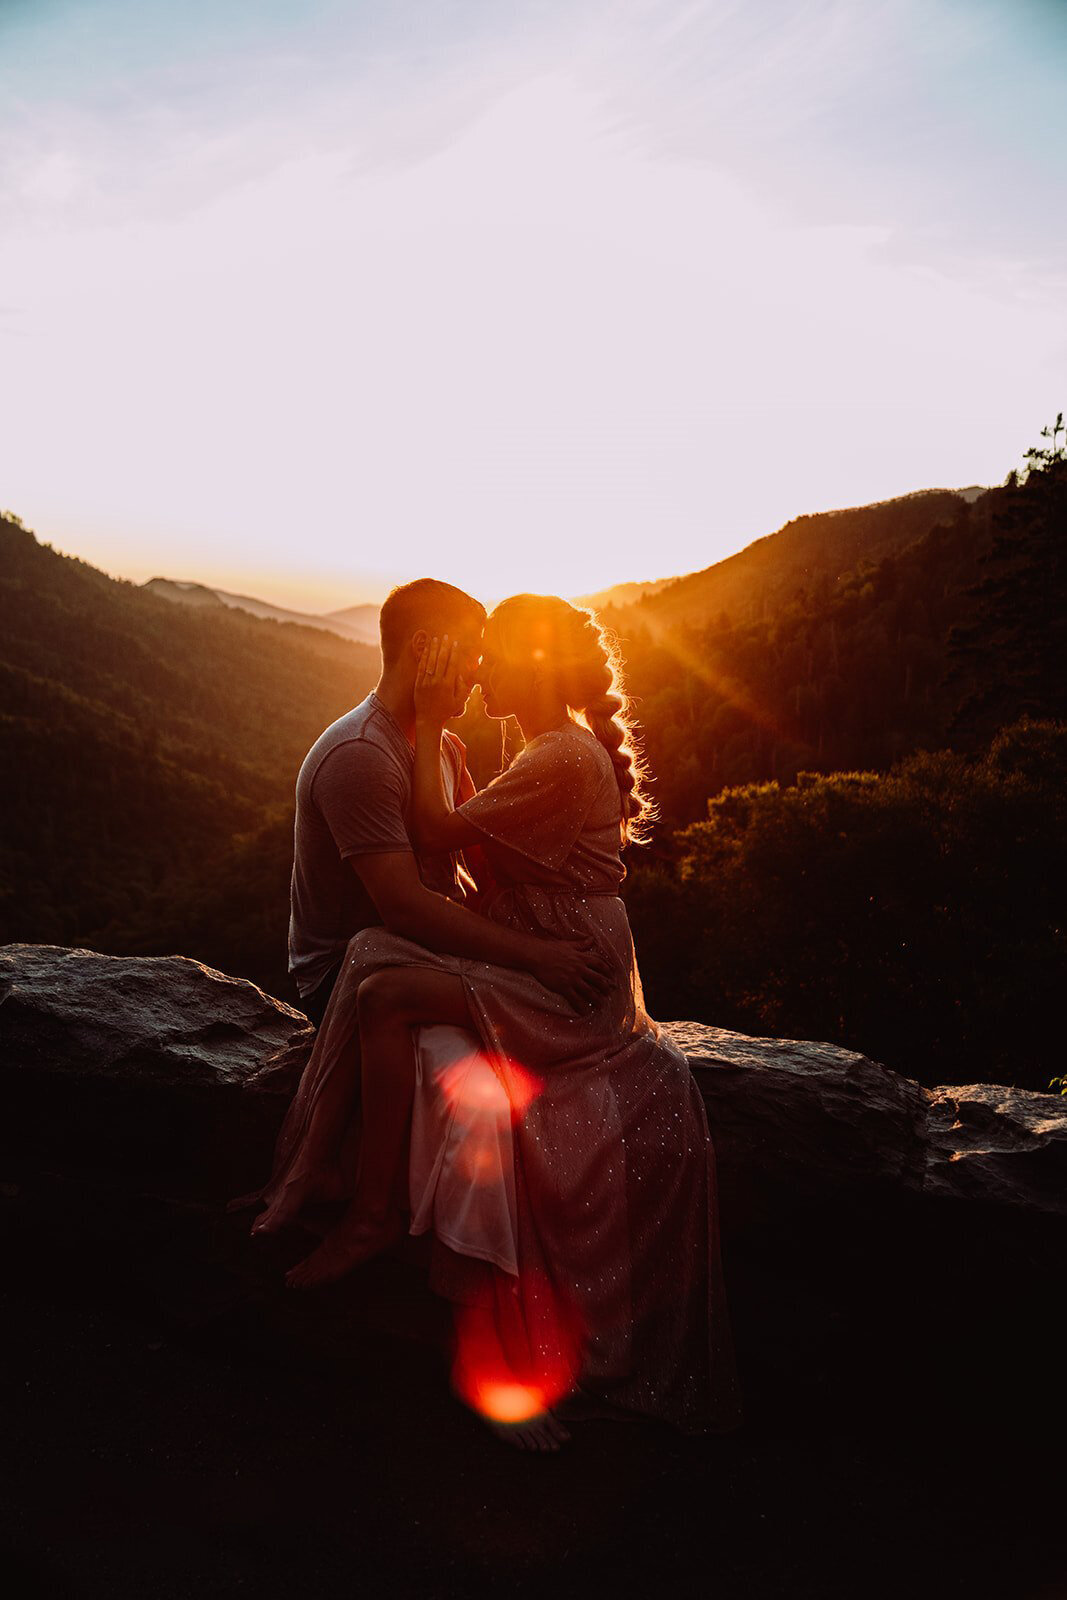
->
2, 0, 1064, 611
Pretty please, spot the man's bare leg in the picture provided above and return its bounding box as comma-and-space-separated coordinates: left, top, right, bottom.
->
284, 966, 460, 1285
250, 1045, 360, 1235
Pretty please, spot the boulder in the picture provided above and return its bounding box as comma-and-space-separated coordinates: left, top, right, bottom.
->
0, 944, 312, 1198
2, 944, 1065, 1220
923, 1082, 1067, 1211
0, 943, 310, 1087
674, 1022, 1067, 1218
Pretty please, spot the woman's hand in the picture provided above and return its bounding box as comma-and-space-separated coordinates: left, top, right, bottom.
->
415, 635, 460, 729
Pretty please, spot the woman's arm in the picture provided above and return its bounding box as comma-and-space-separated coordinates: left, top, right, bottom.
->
412, 637, 486, 854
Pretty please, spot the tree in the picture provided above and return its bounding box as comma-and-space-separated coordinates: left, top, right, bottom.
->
946, 415, 1067, 747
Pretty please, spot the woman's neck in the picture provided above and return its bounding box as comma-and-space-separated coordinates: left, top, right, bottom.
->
517, 696, 573, 744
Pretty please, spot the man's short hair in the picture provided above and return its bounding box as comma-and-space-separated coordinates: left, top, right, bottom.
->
379, 579, 486, 667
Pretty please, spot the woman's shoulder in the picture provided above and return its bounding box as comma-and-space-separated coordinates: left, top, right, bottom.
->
519, 721, 615, 797
527, 720, 599, 753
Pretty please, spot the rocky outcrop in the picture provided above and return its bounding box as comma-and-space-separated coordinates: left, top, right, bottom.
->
0, 943, 309, 1087
674, 1022, 1067, 1217
2, 944, 1065, 1220
0, 944, 312, 1200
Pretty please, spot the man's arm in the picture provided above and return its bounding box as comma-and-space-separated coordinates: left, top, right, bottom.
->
351, 851, 612, 1011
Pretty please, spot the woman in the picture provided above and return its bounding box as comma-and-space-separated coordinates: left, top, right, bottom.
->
253, 596, 742, 1449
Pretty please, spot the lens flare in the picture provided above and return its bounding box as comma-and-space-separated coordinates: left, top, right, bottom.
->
499, 1059, 542, 1119
468, 1380, 549, 1424
438, 1053, 543, 1124
451, 1270, 586, 1425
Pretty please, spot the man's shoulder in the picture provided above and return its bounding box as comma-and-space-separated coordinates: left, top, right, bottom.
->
303, 698, 399, 770
314, 694, 386, 743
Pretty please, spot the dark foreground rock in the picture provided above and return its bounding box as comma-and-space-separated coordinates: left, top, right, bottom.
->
672, 1022, 1067, 1220
2, 944, 1064, 1598
3, 944, 1064, 1223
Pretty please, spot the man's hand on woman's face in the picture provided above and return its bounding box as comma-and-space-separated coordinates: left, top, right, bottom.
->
415, 635, 463, 727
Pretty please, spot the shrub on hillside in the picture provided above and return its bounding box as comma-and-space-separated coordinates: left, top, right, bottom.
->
624, 716, 1067, 1091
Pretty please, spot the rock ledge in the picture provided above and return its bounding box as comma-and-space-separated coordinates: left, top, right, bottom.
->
2, 944, 1064, 1216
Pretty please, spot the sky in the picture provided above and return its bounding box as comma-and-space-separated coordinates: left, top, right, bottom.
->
1, 0, 1065, 612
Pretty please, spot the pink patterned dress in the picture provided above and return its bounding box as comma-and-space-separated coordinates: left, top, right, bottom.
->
261, 720, 742, 1433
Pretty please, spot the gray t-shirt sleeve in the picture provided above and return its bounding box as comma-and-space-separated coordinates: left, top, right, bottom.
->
312, 739, 412, 859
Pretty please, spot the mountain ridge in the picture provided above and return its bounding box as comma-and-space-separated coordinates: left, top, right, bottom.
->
139, 483, 990, 635
142, 577, 380, 645
595, 488, 983, 636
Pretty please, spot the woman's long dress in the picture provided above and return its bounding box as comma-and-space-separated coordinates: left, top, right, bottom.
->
254, 721, 742, 1435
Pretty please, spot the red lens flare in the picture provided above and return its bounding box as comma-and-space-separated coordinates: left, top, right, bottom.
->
438, 1052, 543, 1124
466, 1379, 548, 1425
499, 1059, 542, 1119
430, 1050, 542, 1190
451, 1269, 586, 1425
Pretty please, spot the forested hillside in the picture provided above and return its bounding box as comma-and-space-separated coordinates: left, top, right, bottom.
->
1, 422, 1062, 1084
614, 486, 1016, 824
619, 423, 1066, 1089
0, 517, 378, 957
602, 489, 969, 634
625, 715, 1067, 1092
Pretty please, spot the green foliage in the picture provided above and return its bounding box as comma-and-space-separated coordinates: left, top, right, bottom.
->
946, 423, 1067, 746
625, 716, 1067, 1091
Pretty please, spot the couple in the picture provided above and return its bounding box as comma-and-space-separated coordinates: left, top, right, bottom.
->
233, 579, 742, 1450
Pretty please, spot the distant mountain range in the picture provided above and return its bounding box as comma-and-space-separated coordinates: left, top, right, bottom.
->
142, 578, 380, 645
572, 577, 676, 611
142, 573, 667, 638
145, 486, 988, 638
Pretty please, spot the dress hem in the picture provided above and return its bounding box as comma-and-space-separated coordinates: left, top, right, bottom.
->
408, 1219, 519, 1279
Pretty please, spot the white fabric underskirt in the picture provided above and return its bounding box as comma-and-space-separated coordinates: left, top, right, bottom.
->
408, 1024, 520, 1278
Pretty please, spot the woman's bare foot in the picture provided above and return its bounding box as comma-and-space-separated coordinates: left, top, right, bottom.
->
249, 1164, 350, 1238
284, 1210, 406, 1289
484, 1410, 572, 1452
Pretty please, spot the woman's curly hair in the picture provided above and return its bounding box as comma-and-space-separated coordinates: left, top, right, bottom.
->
484, 594, 657, 846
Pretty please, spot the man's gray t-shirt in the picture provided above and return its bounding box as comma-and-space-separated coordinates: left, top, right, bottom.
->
288, 691, 466, 997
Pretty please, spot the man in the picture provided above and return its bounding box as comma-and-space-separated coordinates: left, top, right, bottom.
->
289, 576, 609, 1026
